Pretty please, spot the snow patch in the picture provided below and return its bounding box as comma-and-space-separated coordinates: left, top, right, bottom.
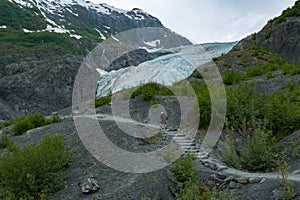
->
95, 28, 106, 40
144, 40, 160, 47
70, 34, 82, 39
111, 35, 120, 42
66, 8, 79, 16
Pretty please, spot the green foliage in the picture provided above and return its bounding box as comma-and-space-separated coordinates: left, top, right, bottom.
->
273, 0, 300, 24
226, 85, 263, 132
0, 134, 73, 199
0, 135, 13, 149
222, 128, 241, 169
170, 153, 198, 184
222, 70, 244, 85
131, 82, 174, 101
192, 85, 211, 129
246, 57, 284, 78
95, 94, 112, 108
262, 81, 300, 139
0, 119, 13, 129
223, 129, 277, 172
239, 130, 277, 172
12, 113, 62, 135
278, 157, 296, 199
0, 29, 84, 54
181, 181, 238, 200
0, 0, 47, 30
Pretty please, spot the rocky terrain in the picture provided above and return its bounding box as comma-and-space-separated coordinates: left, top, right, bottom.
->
0, 0, 300, 199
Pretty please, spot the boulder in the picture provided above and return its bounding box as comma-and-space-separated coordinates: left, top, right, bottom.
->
80, 177, 100, 195
237, 177, 248, 184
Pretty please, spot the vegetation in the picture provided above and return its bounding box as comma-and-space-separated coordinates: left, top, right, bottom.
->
0, 134, 73, 199
221, 56, 300, 85
131, 82, 174, 101
273, 0, 300, 24
0, 135, 13, 149
95, 93, 112, 107
223, 129, 278, 172
0, 29, 84, 54
279, 160, 296, 199
0, 119, 13, 129
12, 113, 62, 135
170, 153, 198, 184
0, 0, 47, 30
170, 154, 238, 199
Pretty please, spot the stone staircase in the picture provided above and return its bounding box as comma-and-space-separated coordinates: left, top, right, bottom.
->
162, 128, 209, 159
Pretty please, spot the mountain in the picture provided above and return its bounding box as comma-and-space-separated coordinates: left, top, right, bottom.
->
0, 0, 191, 120
255, 0, 300, 64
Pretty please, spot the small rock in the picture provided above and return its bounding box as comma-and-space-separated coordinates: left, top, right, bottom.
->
80, 177, 100, 195
260, 178, 266, 183
229, 181, 237, 189
249, 177, 262, 184
216, 165, 228, 171
237, 177, 248, 184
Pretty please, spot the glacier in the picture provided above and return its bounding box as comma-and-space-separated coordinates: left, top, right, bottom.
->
96, 42, 237, 97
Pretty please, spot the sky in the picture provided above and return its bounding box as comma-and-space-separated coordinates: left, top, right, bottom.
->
89, 0, 297, 44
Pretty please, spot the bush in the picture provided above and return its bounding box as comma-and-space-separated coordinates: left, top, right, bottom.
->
273, 0, 300, 24
222, 70, 244, 85
0, 134, 73, 199
0, 119, 13, 129
0, 135, 13, 149
239, 129, 277, 172
170, 153, 198, 184
12, 113, 62, 135
95, 94, 111, 108
131, 82, 174, 101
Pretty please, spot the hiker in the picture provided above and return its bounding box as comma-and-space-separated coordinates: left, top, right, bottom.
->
160, 111, 168, 129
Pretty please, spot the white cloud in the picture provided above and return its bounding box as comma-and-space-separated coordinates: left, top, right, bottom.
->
90, 0, 297, 43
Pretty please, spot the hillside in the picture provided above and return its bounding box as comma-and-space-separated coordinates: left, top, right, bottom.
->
0, 0, 191, 120
0, 1, 300, 200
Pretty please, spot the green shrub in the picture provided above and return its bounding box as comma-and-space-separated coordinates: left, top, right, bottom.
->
170, 153, 198, 184
131, 82, 174, 101
222, 128, 241, 169
95, 94, 111, 108
222, 70, 244, 85
181, 181, 238, 200
12, 113, 62, 135
0, 134, 73, 199
240, 129, 277, 172
0, 135, 13, 149
0, 119, 13, 129
273, 0, 300, 24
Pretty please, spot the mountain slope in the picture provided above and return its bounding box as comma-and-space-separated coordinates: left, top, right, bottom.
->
0, 0, 192, 120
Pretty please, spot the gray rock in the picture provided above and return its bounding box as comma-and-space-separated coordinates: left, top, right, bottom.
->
237, 177, 249, 184
229, 181, 237, 189
249, 177, 262, 184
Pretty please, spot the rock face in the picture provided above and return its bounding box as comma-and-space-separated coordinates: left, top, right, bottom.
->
256, 17, 300, 64
0, 52, 83, 119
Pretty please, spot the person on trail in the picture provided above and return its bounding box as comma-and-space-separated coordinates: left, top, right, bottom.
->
160, 111, 168, 129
